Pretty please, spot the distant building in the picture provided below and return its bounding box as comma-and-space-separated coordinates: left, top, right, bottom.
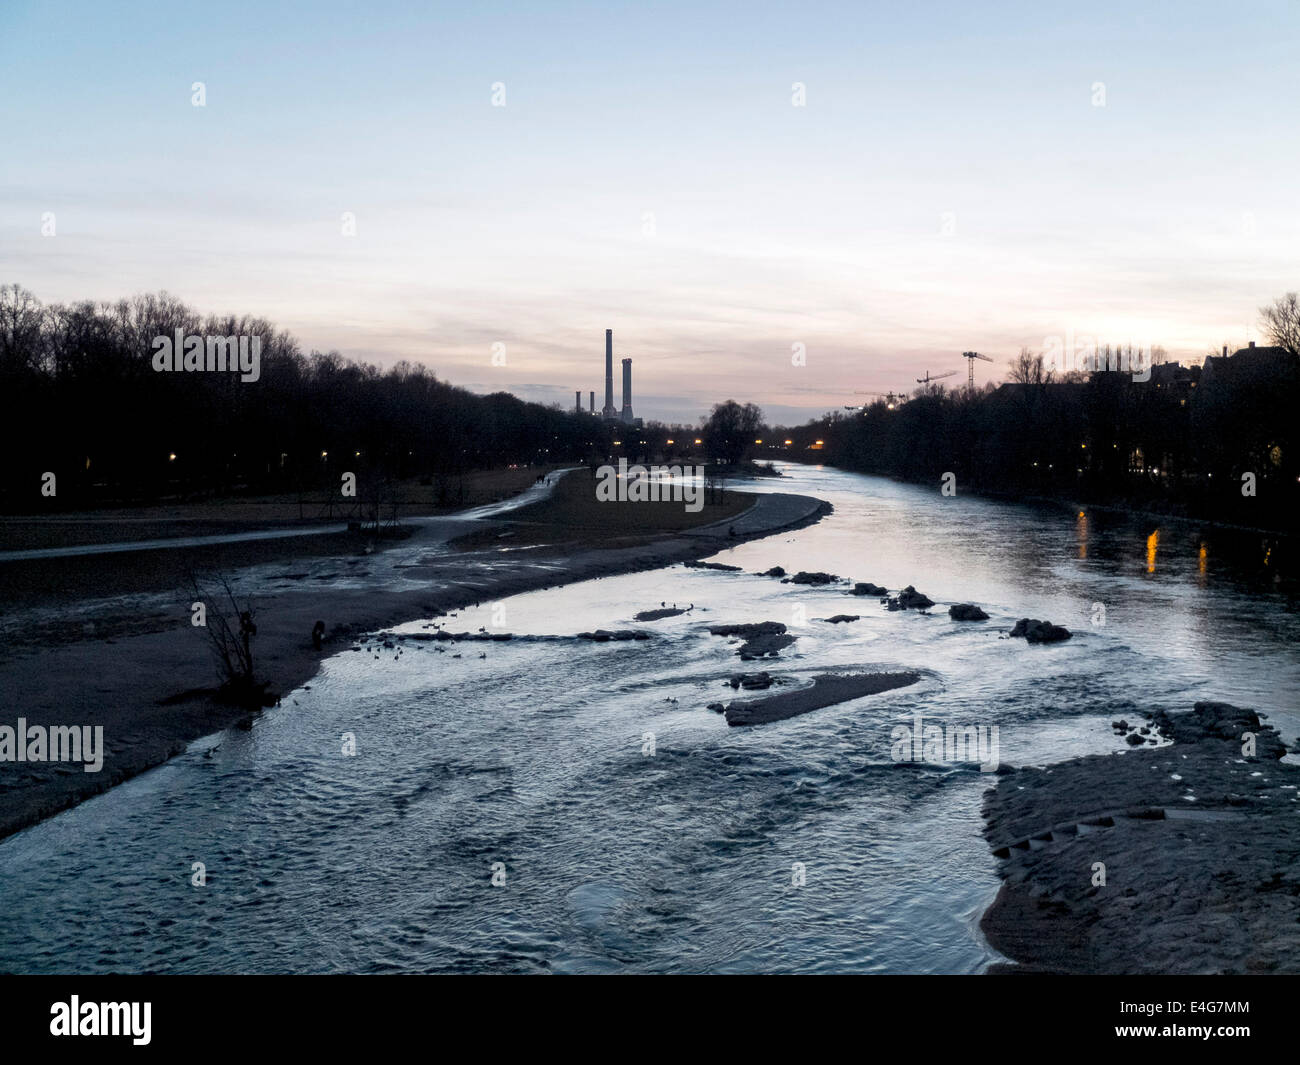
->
590, 329, 641, 427
620, 357, 640, 426
1148, 361, 1200, 401
1202, 341, 1297, 385
601, 329, 617, 419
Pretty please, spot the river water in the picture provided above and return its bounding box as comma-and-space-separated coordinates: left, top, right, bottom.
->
1, 464, 1295, 973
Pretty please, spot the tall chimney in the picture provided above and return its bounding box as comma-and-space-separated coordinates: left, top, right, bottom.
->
602, 329, 615, 418
589, 390, 595, 413
575, 390, 582, 412
1223, 345, 1228, 356
621, 357, 634, 424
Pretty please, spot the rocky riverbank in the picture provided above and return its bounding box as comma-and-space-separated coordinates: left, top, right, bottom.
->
981, 701, 1300, 973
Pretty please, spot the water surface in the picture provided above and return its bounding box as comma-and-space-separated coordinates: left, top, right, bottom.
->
1, 464, 1294, 973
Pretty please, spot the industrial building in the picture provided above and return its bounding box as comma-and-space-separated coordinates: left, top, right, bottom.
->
574, 328, 642, 427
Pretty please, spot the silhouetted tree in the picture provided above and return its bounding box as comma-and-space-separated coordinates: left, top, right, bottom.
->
702, 400, 764, 466
775, 329, 1298, 531
0, 286, 613, 511
1260, 292, 1300, 356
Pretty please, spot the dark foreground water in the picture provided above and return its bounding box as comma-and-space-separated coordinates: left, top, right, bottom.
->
1, 465, 1296, 973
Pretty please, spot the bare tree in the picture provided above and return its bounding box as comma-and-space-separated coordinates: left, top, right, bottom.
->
0, 283, 46, 375
1008, 346, 1054, 386
187, 574, 263, 704
1260, 292, 1300, 356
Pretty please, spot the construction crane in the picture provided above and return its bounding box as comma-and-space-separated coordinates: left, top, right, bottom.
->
916, 370, 958, 386
852, 390, 906, 410
961, 350, 994, 390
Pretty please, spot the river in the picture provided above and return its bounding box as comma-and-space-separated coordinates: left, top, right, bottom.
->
1, 463, 1295, 973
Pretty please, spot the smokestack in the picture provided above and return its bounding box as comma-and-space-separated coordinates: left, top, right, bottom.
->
1223, 345, 1228, 356
602, 329, 615, 418
621, 357, 634, 424
575, 390, 582, 412
589, 390, 595, 413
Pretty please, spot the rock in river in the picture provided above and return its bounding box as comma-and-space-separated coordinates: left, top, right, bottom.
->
885, 585, 934, 611
783, 571, 840, 585
576, 629, 652, 642
725, 671, 920, 726
1008, 618, 1072, 643
633, 607, 687, 622
851, 582, 888, 596
708, 621, 796, 660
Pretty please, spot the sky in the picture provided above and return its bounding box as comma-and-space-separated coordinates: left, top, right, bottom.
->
2, 0, 1298, 425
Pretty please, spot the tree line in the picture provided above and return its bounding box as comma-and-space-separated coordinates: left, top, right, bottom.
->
777, 295, 1300, 531
0, 285, 617, 510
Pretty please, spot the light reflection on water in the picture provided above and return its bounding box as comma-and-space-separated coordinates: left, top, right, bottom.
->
0, 464, 1295, 973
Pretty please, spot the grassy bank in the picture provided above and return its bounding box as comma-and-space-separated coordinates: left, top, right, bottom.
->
450, 468, 754, 551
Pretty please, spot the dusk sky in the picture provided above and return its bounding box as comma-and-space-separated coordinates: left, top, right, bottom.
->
3, 0, 1298, 424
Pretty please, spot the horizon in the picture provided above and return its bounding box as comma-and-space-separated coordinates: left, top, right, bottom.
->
3, 0, 1298, 423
